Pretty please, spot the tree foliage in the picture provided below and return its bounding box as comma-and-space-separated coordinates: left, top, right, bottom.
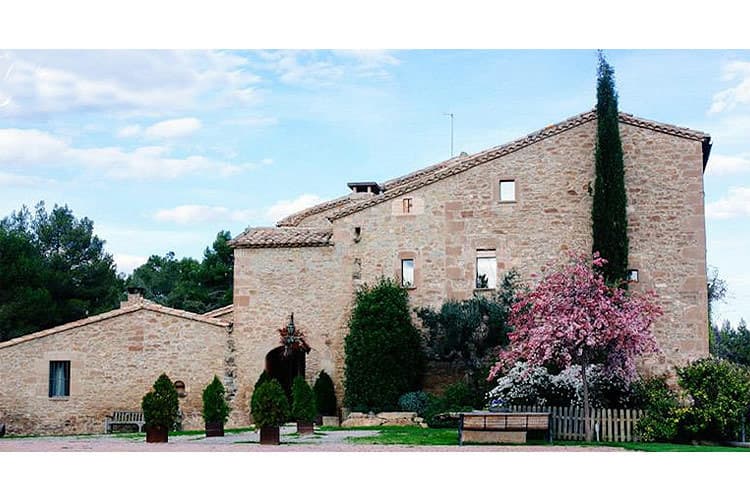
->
592, 51, 629, 285
126, 230, 233, 313
251, 379, 290, 428
313, 371, 337, 417
677, 358, 750, 441
201, 375, 231, 424
141, 373, 180, 430
291, 376, 317, 423
0, 202, 123, 341
490, 253, 662, 439
344, 278, 425, 412
712, 320, 750, 366
417, 270, 520, 391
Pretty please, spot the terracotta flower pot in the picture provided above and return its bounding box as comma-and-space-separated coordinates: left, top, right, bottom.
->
259, 426, 280, 445
205, 421, 224, 437
297, 421, 314, 435
145, 425, 169, 443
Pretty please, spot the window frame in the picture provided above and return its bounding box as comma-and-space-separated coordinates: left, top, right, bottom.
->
401, 258, 415, 288
475, 250, 498, 290
48, 360, 71, 398
402, 197, 414, 214
498, 179, 516, 203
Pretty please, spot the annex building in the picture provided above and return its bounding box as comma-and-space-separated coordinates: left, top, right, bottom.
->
0, 110, 712, 435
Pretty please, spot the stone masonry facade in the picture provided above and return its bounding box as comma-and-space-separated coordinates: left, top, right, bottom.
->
0, 110, 711, 435
0, 295, 233, 435
231, 110, 711, 404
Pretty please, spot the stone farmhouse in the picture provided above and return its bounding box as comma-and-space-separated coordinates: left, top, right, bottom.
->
0, 109, 712, 435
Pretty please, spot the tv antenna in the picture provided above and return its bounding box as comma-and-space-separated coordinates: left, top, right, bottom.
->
443, 112, 454, 157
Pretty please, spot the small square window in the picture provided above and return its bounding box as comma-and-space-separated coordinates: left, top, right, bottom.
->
402, 198, 413, 214
627, 269, 639, 283
499, 180, 516, 202
476, 250, 497, 289
49, 360, 70, 398
401, 259, 415, 288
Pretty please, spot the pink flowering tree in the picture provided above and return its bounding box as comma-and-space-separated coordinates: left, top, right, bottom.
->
489, 253, 662, 440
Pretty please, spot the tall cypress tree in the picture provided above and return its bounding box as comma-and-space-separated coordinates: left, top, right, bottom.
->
592, 51, 629, 285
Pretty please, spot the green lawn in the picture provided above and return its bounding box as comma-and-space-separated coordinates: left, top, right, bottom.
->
327, 425, 750, 451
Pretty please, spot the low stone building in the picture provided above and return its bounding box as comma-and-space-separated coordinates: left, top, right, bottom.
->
0, 109, 712, 435
0, 292, 234, 435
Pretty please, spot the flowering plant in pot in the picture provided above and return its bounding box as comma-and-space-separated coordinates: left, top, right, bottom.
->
202, 376, 231, 437
291, 376, 317, 434
251, 378, 289, 445
141, 373, 180, 443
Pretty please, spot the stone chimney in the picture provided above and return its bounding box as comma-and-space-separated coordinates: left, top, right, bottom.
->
121, 286, 146, 308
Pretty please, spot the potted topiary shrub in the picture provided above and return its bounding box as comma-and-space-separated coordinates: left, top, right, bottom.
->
291, 376, 317, 434
202, 375, 231, 437
141, 373, 180, 443
313, 370, 338, 426
251, 378, 289, 445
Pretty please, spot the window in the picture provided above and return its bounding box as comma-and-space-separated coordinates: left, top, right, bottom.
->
402, 198, 413, 214
476, 250, 497, 289
354, 226, 362, 243
499, 180, 516, 202
401, 259, 415, 288
627, 269, 639, 283
174, 380, 187, 398
49, 361, 70, 398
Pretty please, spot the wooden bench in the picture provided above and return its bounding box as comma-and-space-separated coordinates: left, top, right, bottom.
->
459, 411, 551, 445
104, 410, 146, 434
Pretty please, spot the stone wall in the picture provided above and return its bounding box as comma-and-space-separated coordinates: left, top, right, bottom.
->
0, 305, 230, 436
233, 119, 709, 408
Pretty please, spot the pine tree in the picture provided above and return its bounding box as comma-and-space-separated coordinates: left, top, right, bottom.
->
592, 51, 629, 285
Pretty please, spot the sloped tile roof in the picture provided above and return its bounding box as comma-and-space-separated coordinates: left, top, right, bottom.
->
328, 110, 710, 221
203, 304, 234, 318
276, 195, 353, 227
230, 226, 334, 248
0, 299, 230, 350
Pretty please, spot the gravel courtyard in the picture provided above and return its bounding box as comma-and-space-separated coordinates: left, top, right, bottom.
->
0, 425, 623, 452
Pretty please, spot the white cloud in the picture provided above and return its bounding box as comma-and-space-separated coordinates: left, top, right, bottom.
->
144, 117, 202, 139
222, 116, 279, 127
153, 205, 258, 225
706, 187, 750, 219
265, 194, 324, 221
153, 194, 324, 226
0, 172, 55, 187
0, 50, 261, 117
709, 60, 750, 114
116, 125, 142, 138
706, 153, 750, 176
256, 50, 399, 87
113, 253, 148, 275
0, 128, 257, 180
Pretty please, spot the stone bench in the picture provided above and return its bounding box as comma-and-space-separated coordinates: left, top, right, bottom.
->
459, 411, 551, 445
104, 410, 146, 433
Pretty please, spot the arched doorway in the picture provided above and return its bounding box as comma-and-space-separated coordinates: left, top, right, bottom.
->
265, 346, 306, 400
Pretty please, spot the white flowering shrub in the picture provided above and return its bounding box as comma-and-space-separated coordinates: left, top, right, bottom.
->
489, 361, 635, 408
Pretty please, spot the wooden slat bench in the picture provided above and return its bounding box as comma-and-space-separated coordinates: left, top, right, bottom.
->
104, 410, 146, 434
459, 411, 551, 445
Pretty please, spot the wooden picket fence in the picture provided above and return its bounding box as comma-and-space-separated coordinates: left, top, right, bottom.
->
509, 405, 646, 442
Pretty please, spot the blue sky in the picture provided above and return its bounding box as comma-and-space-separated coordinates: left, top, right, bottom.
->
0, 50, 748, 325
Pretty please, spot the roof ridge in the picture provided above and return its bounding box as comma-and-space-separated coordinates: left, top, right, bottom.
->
203, 304, 234, 318
275, 194, 352, 227
327, 110, 710, 222
0, 300, 230, 349
230, 226, 334, 249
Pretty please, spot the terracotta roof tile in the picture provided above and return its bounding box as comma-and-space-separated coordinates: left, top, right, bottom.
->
204, 304, 234, 318
230, 227, 334, 248
275, 195, 353, 227
329, 110, 710, 221
0, 299, 230, 350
